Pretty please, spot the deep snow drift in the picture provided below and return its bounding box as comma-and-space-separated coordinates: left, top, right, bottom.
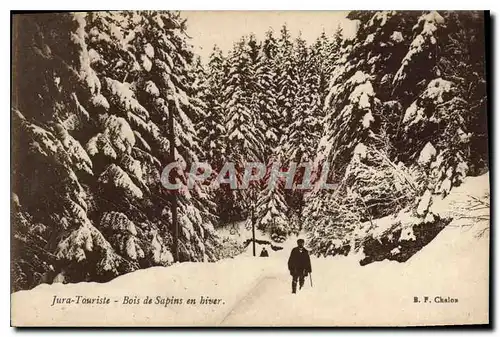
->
12, 174, 489, 326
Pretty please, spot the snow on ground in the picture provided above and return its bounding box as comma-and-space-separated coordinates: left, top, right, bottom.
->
12, 174, 489, 326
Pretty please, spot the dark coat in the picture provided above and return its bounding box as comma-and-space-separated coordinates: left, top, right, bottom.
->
288, 247, 312, 276
260, 248, 269, 257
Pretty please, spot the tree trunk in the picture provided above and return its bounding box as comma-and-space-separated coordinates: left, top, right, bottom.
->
252, 208, 256, 257
168, 106, 179, 262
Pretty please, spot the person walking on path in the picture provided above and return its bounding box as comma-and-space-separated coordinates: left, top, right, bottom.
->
260, 247, 269, 257
287, 239, 312, 294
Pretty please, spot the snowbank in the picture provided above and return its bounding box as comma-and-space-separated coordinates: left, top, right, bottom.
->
11, 256, 279, 326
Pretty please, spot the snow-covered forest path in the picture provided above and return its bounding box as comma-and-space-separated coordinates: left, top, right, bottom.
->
12, 174, 490, 326
11, 222, 488, 326
221, 222, 489, 326
218, 275, 285, 324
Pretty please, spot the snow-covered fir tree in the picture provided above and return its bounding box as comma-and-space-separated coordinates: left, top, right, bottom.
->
304, 10, 487, 258
198, 46, 227, 169
274, 25, 299, 136
12, 11, 221, 290
280, 34, 323, 164
223, 37, 264, 164
254, 30, 280, 161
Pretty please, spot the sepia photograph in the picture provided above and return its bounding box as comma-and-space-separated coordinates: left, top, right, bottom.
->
10, 9, 490, 327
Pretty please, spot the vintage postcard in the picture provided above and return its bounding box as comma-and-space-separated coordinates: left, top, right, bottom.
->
11, 10, 490, 327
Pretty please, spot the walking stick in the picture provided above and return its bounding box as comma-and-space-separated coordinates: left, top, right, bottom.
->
309, 273, 313, 287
